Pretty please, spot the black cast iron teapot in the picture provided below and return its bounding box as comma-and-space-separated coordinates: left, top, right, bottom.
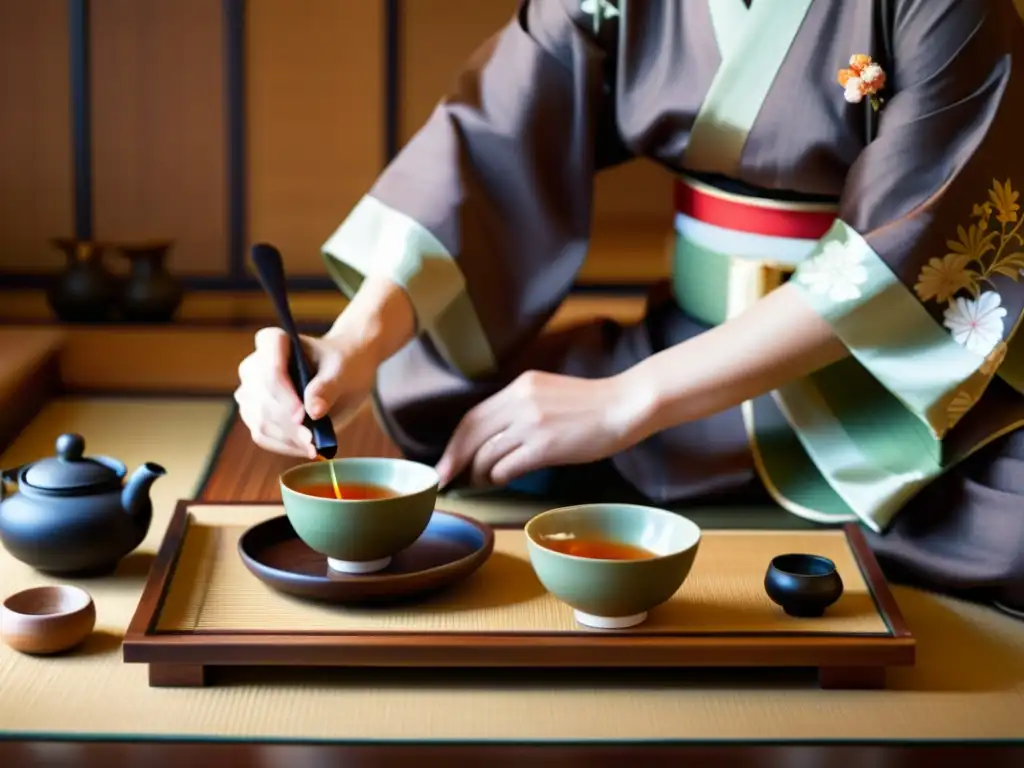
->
0, 433, 165, 576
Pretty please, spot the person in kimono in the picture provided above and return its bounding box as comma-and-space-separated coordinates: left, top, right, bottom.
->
235, 0, 1024, 617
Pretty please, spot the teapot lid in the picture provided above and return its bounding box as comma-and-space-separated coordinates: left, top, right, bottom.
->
22, 434, 124, 492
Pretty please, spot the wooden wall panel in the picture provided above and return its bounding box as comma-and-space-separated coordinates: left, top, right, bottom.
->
594, 163, 672, 224
398, 0, 671, 282
246, 0, 384, 276
0, 0, 73, 272
90, 0, 228, 275
398, 0, 518, 146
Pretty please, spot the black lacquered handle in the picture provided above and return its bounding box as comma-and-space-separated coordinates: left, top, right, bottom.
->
250, 243, 338, 459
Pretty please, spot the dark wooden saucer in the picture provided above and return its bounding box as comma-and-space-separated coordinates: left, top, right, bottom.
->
237, 510, 495, 604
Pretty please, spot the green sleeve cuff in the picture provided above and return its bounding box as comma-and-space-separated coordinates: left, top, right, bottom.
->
792, 219, 989, 438
321, 195, 497, 379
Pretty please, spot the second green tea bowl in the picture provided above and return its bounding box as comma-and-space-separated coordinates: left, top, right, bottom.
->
525, 503, 702, 629
279, 457, 439, 574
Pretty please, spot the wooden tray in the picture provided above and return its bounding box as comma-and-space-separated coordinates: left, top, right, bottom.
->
123, 502, 915, 690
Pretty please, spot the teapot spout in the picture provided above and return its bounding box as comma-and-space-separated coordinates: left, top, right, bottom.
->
121, 462, 167, 526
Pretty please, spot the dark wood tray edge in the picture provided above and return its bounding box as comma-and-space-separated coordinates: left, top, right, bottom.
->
124, 500, 194, 643
122, 501, 915, 690
843, 523, 913, 642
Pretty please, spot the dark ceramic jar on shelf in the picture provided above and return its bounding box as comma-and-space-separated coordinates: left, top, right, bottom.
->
115, 240, 184, 323
46, 238, 117, 323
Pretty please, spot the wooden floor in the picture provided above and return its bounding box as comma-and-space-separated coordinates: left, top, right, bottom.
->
199, 407, 399, 501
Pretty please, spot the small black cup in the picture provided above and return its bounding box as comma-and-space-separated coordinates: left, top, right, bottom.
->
764, 553, 844, 618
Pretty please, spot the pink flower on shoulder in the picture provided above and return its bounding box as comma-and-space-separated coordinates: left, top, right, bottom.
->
837, 54, 886, 110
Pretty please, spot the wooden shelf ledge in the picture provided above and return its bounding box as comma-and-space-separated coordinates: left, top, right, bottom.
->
0, 328, 64, 450
0, 293, 646, 396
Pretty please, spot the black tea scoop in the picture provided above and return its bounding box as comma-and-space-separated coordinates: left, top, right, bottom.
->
250, 243, 338, 459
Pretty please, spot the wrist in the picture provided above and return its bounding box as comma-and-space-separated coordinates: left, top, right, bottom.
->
324, 275, 416, 364
324, 309, 388, 363
608, 365, 666, 446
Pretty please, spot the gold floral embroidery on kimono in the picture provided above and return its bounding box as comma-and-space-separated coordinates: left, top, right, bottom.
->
911, 179, 1023, 430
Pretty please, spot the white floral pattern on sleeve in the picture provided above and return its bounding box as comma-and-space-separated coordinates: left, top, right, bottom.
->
914, 178, 1022, 361
943, 291, 1007, 357
795, 240, 869, 302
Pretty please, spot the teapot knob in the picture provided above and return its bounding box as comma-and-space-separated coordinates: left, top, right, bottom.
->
55, 433, 86, 462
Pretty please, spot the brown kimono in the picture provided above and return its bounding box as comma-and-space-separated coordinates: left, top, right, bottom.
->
321, 0, 1024, 616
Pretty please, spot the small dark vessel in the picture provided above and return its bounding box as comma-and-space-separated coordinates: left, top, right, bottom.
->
764, 553, 844, 618
46, 238, 118, 323
116, 240, 183, 323
0, 433, 165, 576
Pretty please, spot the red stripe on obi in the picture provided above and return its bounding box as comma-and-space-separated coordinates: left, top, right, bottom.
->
674, 178, 837, 240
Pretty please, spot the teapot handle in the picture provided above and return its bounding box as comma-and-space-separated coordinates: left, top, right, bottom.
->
0, 464, 22, 499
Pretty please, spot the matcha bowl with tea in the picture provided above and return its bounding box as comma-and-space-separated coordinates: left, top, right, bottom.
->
525, 503, 702, 629
279, 457, 439, 574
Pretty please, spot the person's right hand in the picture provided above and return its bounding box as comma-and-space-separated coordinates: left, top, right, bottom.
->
234, 327, 378, 458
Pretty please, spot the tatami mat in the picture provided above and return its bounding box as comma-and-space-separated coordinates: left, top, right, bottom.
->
156, 507, 886, 635
2, 397, 1023, 741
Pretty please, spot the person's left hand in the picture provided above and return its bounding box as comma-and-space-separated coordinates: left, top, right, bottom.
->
434, 370, 649, 488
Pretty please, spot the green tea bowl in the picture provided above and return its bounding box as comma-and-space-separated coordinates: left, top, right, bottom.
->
525, 503, 702, 629
279, 457, 438, 575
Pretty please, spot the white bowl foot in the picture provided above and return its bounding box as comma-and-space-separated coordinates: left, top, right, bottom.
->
327, 556, 392, 574
573, 610, 647, 629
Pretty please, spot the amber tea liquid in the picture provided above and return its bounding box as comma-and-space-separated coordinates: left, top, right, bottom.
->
541, 536, 655, 560
300, 482, 396, 500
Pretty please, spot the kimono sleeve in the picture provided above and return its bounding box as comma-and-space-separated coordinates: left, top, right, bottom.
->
791, 0, 1024, 440
320, 0, 626, 380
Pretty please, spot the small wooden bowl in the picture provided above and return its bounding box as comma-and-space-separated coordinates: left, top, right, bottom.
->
1, 585, 96, 655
